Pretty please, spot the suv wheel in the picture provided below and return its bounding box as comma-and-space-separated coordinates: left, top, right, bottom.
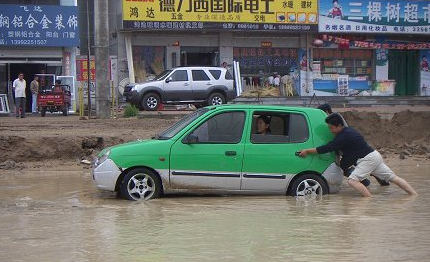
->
207, 92, 226, 106
142, 93, 160, 111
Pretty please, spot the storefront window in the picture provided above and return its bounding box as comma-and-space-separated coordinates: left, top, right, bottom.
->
233, 47, 298, 88
132, 46, 166, 82
313, 49, 373, 80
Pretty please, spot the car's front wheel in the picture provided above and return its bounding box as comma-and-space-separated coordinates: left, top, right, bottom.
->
120, 168, 162, 201
141, 93, 161, 111
207, 92, 226, 106
289, 174, 328, 196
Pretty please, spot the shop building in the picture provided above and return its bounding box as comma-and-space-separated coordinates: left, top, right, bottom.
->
110, 0, 319, 97
310, 0, 430, 97
0, 0, 79, 113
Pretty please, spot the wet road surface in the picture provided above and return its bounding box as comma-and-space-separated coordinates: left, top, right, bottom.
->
1, 160, 429, 262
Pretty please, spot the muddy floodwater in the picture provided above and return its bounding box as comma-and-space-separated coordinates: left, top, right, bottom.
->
1, 159, 430, 262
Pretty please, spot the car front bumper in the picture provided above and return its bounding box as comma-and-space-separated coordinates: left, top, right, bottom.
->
321, 162, 344, 194
92, 158, 122, 191
123, 90, 141, 105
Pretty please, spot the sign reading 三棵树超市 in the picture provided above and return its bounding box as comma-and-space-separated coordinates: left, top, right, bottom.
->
122, 0, 318, 32
319, 0, 430, 34
0, 4, 79, 47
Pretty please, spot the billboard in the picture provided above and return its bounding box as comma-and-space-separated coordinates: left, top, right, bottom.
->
319, 0, 430, 34
0, 5, 79, 46
123, 0, 318, 32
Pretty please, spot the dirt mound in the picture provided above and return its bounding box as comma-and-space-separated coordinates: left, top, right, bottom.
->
342, 110, 430, 157
0, 135, 126, 163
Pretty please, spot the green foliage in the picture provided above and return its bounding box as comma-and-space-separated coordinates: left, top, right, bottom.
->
124, 104, 139, 118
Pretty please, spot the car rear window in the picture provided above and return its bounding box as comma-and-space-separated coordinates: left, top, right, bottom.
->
209, 70, 221, 80
225, 70, 233, 80
192, 70, 210, 81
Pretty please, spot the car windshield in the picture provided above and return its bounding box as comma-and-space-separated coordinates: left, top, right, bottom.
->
153, 70, 173, 81
155, 108, 209, 140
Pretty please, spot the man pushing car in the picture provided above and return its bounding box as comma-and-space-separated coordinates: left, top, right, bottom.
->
298, 113, 418, 197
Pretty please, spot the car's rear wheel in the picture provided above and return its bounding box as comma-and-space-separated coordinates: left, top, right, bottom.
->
120, 168, 162, 201
142, 93, 160, 111
289, 174, 328, 196
40, 107, 46, 117
207, 92, 226, 106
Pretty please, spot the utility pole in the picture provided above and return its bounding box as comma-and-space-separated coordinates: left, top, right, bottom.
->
86, 0, 91, 118
94, 0, 110, 118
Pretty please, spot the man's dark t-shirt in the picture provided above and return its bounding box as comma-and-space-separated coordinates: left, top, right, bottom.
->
316, 127, 374, 171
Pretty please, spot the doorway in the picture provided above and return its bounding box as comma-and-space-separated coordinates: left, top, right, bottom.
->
180, 46, 219, 66
388, 50, 419, 96
8, 63, 47, 112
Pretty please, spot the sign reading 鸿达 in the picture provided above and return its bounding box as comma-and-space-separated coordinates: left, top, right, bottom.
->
319, 0, 430, 34
0, 5, 79, 47
123, 0, 318, 32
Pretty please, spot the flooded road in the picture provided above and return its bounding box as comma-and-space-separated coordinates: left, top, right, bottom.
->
1, 160, 430, 262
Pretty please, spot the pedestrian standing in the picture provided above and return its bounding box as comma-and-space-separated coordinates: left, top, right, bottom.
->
12, 72, 26, 118
30, 75, 39, 114
298, 114, 417, 197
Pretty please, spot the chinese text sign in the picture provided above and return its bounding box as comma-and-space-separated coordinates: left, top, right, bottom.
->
123, 0, 318, 32
319, 0, 430, 34
0, 5, 80, 46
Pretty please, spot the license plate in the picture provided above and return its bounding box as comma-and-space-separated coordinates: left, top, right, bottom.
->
47, 101, 54, 105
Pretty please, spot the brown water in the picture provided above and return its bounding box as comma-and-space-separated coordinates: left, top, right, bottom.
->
1, 161, 430, 262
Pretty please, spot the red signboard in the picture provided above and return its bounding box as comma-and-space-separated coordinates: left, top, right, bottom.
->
76, 58, 96, 81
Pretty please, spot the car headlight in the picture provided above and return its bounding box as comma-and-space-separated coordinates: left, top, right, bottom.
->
94, 150, 110, 167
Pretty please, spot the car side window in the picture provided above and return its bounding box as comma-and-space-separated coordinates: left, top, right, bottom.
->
170, 70, 188, 82
251, 112, 309, 144
209, 70, 221, 80
192, 70, 210, 81
190, 111, 245, 144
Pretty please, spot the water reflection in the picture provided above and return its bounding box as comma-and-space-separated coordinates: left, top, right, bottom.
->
0, 161, 429, 262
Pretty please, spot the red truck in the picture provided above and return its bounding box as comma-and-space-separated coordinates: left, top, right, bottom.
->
37, 84, 71, 117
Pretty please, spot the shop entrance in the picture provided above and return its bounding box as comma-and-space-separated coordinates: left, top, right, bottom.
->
180, 47, 219, 66
8, 63, 46, 113
388, 50, 419, 95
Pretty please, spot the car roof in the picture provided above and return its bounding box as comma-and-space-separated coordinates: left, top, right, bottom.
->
207, 104, 322, 113
171, 66, 226, 70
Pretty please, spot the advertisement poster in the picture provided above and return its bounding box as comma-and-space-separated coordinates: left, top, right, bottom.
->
376, 48, 388, 81
420, 50, 430, 96
319, 0, 430, 34
123, 0, 318, 31
299, 49, 314, 96
0, 4, 79, 46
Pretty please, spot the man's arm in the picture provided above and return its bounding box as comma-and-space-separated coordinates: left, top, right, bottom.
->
299, 131, 346, 157
298, 148, 318, 157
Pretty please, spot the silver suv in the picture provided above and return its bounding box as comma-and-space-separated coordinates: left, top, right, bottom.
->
124, 67, 236, 110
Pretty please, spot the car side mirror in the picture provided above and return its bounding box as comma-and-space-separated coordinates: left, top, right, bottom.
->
184, 134, 199, 144
165, 77, 172, 83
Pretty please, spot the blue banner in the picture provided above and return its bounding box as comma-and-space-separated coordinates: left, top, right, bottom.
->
319, 0, 430, 34
0, 5, 79, 47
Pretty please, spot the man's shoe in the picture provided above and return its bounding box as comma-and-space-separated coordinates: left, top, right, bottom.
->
371, 175, 390, 186
361, 179, 371, 187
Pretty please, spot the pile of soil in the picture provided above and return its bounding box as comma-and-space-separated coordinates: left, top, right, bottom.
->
0, 109, 429, 169
342, 110, 430, 158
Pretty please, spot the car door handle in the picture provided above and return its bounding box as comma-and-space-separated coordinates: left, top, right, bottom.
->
206, 83, 212, 85
184, 83, 189, 86
225, 151, 237, 156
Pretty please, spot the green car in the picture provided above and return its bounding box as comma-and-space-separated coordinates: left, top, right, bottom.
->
92, 105, 343, 201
